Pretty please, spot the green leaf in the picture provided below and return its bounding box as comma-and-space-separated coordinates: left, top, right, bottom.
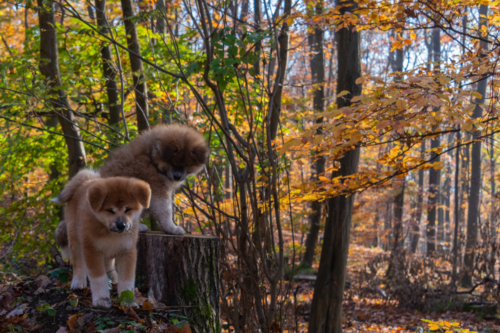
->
118, 290, 135, 304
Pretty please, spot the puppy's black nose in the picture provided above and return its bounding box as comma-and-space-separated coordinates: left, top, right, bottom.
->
116, 220, 126, 231
172, 166, 184, 181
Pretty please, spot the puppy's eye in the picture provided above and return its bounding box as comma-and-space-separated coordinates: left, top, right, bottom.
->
107, 209, 115, 214
125, 207, 131, 213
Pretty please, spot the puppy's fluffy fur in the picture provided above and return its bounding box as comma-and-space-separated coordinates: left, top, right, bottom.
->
98, 124, 209, 235
54, 170, 151, 308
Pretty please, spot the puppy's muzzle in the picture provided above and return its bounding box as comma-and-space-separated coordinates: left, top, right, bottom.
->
111, 217, 128, 233
171, 166, 186, 181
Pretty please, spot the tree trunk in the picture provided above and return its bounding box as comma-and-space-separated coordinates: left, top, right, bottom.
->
308, 0, 361, 328
120, 0, 149, 132
303, 0, 326, 268
390, 45, 405, 252
411, 141, 425, 253
156, 0, 166, 34
136, 232, 221, 333
37, 0, 86, 178
462, 4, 489, 287
426, 27, 441, 256
95, 0, 122, 127
268, 0, 291, 140
452, 131, 461, 283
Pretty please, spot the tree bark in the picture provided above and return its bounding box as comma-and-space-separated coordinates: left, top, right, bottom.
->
462, 4, 489, 287
95, 0, 122, 127
426, 27, 441, 256
411, 141, 425, 253
308, 0, 362, 329
136, 232, 221, 333
120, 0, 150, 132
268, 0, 291, 140
37, 0, 86, 178
303, 0, 326, 268
156, 0, 166, 34
452, 131, 461, 283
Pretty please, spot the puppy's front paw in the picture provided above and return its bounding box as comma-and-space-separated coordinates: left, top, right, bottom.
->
70, 278, 87, 290
93, 297, 112, 308
138, 223, 149, 233
165, 225, 185, 235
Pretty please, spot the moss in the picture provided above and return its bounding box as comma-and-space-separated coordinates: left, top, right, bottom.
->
183, 279, 198, 303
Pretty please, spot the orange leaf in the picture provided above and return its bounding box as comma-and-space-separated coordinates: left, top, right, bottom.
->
67, 313, 83, 331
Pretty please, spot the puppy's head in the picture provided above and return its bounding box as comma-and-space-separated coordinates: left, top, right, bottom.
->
87, 177, 151, 233
150, 125, 209, 182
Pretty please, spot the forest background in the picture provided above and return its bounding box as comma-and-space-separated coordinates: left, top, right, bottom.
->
1, 0, 500, 331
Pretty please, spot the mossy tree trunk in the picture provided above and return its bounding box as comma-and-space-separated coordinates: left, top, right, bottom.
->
136, 232, 221, 333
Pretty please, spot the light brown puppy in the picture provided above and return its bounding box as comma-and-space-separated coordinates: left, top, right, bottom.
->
53, 170, 151, 308
98, 124, 209, 235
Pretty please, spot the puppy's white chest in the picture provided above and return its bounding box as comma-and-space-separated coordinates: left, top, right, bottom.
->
95, 235, 134, 258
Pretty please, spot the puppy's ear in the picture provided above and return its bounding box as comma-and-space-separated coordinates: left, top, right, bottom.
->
87, 183, 107, 212
153, 140, 177, 161
130, 180, 151, 209
192, 145, 209, 165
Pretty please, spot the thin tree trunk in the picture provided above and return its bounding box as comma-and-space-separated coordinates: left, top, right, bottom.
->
37, 0, 86, 178
156, 0, 166, 34
303, 0, 326, 268
95, 0, 122, 126
462, 4, 489, 287
452, 131, 461, 283
308, 0, 362, 328
411, 141, 425, 253
120, 0, 149, 132
268, 0, 291, 140
426, 27, 441, 256
391, 46, 405, 252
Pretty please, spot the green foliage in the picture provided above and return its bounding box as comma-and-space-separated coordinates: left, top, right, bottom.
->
36, 303, 56, 316
118, 290, 135, 305
94, 317, 114, 330
51, 268, 71, 283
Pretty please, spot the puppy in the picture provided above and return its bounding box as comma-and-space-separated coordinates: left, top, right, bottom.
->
53, 170, 151, 308
98, 124, 209, 235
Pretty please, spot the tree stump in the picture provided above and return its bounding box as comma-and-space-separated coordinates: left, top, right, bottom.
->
136, 232, 221, 333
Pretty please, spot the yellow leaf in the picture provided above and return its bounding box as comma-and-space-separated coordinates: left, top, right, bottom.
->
429, 324, 440, 331
410, 32, 416, 40
464, 122, 474, 132
416, 98, 428, 108
319, 176, 330, 182
463, 104, 475, 114
396, 99, 407, 111
355, 77, 365, 85
472, 91, 483, 99
279, 138, 302, 154
337, 90, 350, 98
313, 135, 323, 145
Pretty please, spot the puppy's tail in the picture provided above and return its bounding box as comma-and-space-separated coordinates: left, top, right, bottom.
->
55, 220, 71, 260
52, 169, 100, 204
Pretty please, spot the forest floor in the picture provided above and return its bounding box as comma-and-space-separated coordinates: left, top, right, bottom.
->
0, 245, 499, 332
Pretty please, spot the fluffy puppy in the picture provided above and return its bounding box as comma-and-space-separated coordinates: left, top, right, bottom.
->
98, 124, 209, 235
53, 170, 151, 308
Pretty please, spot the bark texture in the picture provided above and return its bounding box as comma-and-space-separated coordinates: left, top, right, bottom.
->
268, 0, 291, 140
95, 0, 121, 126
120, 0, 149, 132
308, 0, 362, 329
303, 0, 326, 267
136, 232, 221, 332
426, 27, 441, 256
462, 5, 489, 286
411, 141, 425, 253
37, 0, 86, 178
